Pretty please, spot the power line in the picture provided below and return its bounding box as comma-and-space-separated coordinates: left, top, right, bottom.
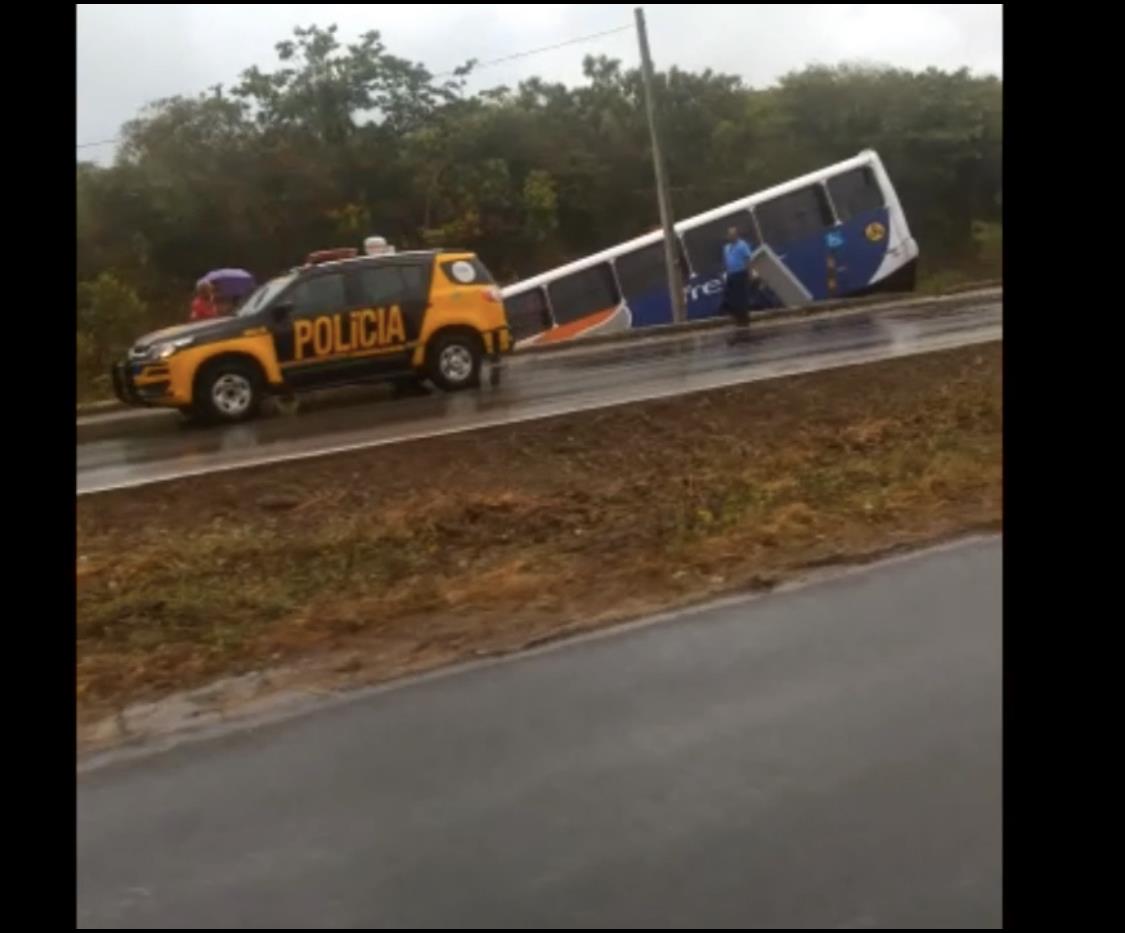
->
431, 23, 633, 78
76, 137, 121, 150
75, 22, 634, 151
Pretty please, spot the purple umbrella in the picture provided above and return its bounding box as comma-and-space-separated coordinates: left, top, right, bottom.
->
198, 268, 257, 302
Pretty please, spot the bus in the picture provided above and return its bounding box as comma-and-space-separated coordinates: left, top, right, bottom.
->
501, 150, 918, 347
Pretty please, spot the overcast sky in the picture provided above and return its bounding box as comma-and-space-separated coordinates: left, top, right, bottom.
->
77, 3, 1002, 163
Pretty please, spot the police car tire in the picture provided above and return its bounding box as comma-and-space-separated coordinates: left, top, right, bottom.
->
195, 358, 263, 423
427, 332, 482, 392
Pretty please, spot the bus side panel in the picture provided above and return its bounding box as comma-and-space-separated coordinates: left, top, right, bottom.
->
685, 276, 727, 320
630, 204, 894, 315
769, 232, 832, 302
832, 206, 893, 294
622, 276, 733, 325
623, 285, 680, 328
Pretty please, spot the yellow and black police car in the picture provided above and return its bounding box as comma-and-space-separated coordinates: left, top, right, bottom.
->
112, 248, 513, 422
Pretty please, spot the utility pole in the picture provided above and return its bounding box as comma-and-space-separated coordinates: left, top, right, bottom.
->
634, 6, 686, 323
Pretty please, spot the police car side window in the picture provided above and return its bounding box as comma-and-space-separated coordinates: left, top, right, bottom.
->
291, 274, 347, 317
355, 267, 406, 306
399, 265, 428, 302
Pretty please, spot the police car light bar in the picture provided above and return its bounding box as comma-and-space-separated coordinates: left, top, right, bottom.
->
306, 247, 358, 265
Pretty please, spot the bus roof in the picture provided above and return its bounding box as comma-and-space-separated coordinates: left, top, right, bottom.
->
503, 150, 882, 296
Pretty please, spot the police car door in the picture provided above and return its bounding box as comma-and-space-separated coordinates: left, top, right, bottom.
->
273, 269, 355, 388
346, 261, 427, 374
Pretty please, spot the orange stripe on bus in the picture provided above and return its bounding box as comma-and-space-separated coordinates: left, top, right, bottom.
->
536, 306, 617, 344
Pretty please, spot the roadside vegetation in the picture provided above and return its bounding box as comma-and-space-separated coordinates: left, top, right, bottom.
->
78, 343, 1002, 726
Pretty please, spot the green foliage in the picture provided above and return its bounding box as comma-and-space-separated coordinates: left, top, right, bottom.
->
972, 221, 1002, 271
76, 273, 148, 401
522, 170, 558, 245
76, 24, 1001, 399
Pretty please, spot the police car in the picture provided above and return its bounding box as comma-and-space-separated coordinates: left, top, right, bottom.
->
112, 246, 512, 422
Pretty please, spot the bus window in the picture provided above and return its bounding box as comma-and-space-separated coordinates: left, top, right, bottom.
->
756, 186, 834, 249
614, 239, 689, 300
547, 263, 619, 325
826, 166, 885, 222
682, 210, 756, 277
505, 288, 553, 341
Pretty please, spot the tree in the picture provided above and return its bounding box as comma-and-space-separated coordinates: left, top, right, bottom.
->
76, 23, 1002, 399
76, 273, 148, 401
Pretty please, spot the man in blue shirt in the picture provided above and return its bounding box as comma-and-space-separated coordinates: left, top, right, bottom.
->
722, 226, 755, 344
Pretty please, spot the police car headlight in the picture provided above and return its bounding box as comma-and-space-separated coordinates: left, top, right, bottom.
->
153, 337, 195, 360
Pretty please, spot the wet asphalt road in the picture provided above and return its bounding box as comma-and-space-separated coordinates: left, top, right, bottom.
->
77, 536, 1002, 929
76, 293, 1001, 495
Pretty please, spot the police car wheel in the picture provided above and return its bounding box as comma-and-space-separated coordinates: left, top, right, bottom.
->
428, 333, 482, 391
196, 360, 262, 423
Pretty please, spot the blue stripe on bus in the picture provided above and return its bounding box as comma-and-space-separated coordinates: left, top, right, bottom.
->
618, 206, 892, 326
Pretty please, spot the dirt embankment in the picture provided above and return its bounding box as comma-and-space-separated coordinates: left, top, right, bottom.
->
77, 343, 1002, 731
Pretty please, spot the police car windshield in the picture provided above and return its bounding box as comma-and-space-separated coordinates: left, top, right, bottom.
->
238, 273, 296, 318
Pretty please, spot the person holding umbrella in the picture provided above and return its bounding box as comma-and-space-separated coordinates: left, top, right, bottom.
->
191, 269, 257, 320
190, 281, 217, 321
